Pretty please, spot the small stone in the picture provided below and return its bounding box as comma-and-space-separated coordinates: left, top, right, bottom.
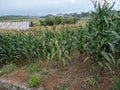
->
19, 87, 26, 90
5, 83, 12, 90
0, 80, 44, 90
11, 86, 19, 90
37, 87, 44, 90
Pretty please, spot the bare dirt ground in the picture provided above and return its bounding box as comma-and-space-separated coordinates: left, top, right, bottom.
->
0, 52, 114, 90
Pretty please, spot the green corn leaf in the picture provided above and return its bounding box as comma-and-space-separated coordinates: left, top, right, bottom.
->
104, 16, 109, 26
101, 51, 111, 64
98, 62, 104, 68
62, 57, 66, 66
51, 52, 56, 60
84, 57, 89, 63
107, 42, 115, 53
111, 31, 120, 39
108, 53, 115, 67
116, 59, 120, 69
105, 62, 112, 71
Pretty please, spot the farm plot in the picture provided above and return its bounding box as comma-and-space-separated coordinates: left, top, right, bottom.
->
0, 1, 120, 90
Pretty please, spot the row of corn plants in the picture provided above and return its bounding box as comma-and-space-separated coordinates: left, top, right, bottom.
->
0, 26, 85, 66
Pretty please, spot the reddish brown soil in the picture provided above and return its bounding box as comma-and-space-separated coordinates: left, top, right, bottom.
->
2, 70, 29, 84
0, 52, 114, 90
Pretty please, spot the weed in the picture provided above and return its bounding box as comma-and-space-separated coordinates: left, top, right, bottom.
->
28, 74, 41, 87
58, 84, 68, 90
0, 63, 16, 76
26, 64, 40, 73
86, 76, 97, 86
26, 63, 48, 75
39, 68, 48, 75
111, 76, 120, 90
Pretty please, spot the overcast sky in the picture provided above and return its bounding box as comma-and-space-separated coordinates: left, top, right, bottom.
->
0, 0, 120, 16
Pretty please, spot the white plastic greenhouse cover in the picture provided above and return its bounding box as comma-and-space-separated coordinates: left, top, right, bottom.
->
0, 22, 30, 30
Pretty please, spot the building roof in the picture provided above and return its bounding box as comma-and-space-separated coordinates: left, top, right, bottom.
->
0, 22, 30, 30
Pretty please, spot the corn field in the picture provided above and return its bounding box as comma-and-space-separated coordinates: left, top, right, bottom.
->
0, 27, 85, 66
0, 1, 120, 74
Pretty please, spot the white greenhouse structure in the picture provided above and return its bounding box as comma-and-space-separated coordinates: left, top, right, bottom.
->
0, 22, 31, 30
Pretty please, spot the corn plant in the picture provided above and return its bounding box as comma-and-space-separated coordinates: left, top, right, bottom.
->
85, 0, 120, 73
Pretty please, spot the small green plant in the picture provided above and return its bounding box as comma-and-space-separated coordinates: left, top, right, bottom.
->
28, 74, 41, 87
86, 76, 97, 86
39, 68, 48, 75
26, 64, 40, 73
58, 84, 68, 90
0, 63, 16, 76
111, 76, 120, 90
26, 64, 48, 75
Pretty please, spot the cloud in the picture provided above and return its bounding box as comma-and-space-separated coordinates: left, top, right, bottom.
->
0, 0, 119, 16
69, 0, 76, 4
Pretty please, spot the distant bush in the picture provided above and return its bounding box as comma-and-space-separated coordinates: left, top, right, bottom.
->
33, 20, 40, 26
40, 16, 79, 26
62, 17, 78, 24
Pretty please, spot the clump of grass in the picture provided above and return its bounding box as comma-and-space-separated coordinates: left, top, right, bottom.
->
111, 76, 120, 90
28, 74, 41, 87
58, 84, 68, 90
26, 64, 40, 73
86, 76, 97, 86
0, 63, 16, 76
26, 63, 48, 75
39, 68, 48, 75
